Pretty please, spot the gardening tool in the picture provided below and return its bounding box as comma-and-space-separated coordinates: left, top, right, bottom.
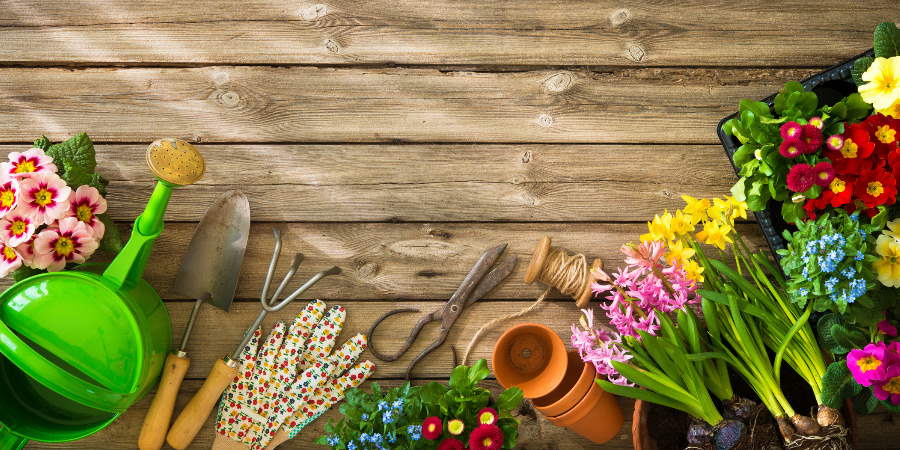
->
0, 138, 204, 449
166, 228, 342, 450
137, 190, 250, 450
367, 243, 516, 379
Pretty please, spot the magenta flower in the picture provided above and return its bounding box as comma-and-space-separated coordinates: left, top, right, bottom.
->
0, 241, 22, 277
66, 185, 107, 238
808, 116, 824, 129
826, 134, 844, 151
32, 217, 98, 271
19, 172, 71, 225
0, 175, 20, 217
812, 162, 836, 187
780, 121, 803, 140
2, 148, 57, 178
879, 320, 899, 337
0, 211, 36, 247
779, 139, 804, 158
847, 342, 891, 387
799, 124, 824, 153
872, 365, 900, 405
786, 164, 816, 193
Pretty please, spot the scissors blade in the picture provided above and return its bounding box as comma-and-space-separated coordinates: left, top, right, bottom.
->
447, 243, 508, 305
465, 253, 517, 307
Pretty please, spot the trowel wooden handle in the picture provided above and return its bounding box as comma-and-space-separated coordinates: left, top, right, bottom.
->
166, 359, 237, 450
138, 352, 190, 450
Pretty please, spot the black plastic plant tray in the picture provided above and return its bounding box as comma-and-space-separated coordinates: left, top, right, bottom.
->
717, 49, 875, 257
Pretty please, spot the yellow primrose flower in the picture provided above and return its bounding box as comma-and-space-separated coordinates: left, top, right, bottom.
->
695, 220, 733, 250
880, 99, 900, 119
874, 234, 900, 287
682, 258, 705, 283
859, 56, 900, 111
667, 240, 695, 265
883, 219, 900, 241
641, 212, 675, 242
681, 195, 711, 224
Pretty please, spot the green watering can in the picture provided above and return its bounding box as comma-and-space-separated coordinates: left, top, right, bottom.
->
0, 139, 205, 449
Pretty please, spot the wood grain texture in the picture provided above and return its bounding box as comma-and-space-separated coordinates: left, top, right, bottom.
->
129, 222, 766, 301
56, 143, 737, 222
28, 379, 629, 449
0, 67, 817, 144
0, 1, 889, 66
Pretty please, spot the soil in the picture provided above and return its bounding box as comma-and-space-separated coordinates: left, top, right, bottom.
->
646, 401, 690, 450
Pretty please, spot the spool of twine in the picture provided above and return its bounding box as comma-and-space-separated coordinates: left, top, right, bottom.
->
461, 236, 600, 365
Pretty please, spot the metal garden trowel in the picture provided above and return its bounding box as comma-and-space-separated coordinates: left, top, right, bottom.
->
137, 189, 250, 450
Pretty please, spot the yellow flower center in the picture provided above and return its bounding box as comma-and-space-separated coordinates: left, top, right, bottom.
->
479, 412, 494, 424
34, 189, 52, 206
819, 171, 830, 181
828, 136, 843, 148
2, 246, 15, 261
54, 236, 74, 257
840, 139, 859, 158
830, 178, 846, 194
876, 125, 897, 144
0, 190, 14, 207
483, 438, 494, 447
13, 160, 36, 173
884, 376, 900, 394
787, 127, 798, 137
10, 220, 26, 235
857, 355, 882, 372
867, 181, 885, 197
76, 204, 94, 222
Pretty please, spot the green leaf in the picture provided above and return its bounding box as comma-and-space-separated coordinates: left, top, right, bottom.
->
821, 361, 857, 408
33, 136, 51, 150
89, 173, 109, 197
449, 364, 468, 389
831, 323, 868, 350
597, 379, 693, 415
467, 359, 490, 384
852, 57, 875, 86
12, 265, 43, 282
46, 133, 96, 179
853, 390, 879, 415
97, 214, 124, 253
781, 202, 805, 224
740, 100, 772, 119
60, 158, 93, 187
496, 387, 523, 413
873, 22, 900, 58
817, 313, 849, 355
730, 178, 747, 202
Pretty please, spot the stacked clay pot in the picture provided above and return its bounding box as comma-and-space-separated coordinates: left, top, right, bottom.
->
491, 323, 623, 444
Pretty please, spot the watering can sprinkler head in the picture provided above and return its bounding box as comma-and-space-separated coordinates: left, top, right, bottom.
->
146, 139, 205, 187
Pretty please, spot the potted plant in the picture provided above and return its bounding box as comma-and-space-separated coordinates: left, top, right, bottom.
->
318, 360, 523, 449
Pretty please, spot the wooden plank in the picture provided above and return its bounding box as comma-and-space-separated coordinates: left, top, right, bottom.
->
27, 379, 632, 449
129, 222, 766, 301
67, 143, 738, 222
0, 67, 816, 144
0, 1, 889, 66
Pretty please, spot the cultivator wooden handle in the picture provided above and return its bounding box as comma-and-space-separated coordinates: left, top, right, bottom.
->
166, 359, 238, 450
138, 352, 190, 450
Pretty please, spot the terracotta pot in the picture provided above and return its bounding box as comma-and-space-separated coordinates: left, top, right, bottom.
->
491, 323, 568, 399
532, 351, 594, 417
548, 378, 623, 444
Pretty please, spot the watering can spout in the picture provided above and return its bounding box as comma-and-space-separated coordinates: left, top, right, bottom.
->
103, 139, 205, 289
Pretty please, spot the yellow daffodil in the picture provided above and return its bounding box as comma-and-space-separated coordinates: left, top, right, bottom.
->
681, 195, 711, 224
695, 220, 733, 250
669, 210, 694, 237
682, 258, 705, 283
859, 56, 900, 111
725, 195, 749, 222
666, 239, 695, 266
641, 212, 675, 243
874, 234, 900, 287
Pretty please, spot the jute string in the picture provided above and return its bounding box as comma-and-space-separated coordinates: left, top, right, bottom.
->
461, 247, 593, 365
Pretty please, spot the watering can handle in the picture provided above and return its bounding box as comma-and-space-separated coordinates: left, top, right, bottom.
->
0, 319, 133, 413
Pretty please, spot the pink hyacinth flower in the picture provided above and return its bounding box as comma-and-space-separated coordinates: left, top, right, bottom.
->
67, 185, 107, 238
0, 175, 19, 217
0, 211, 37, 247
19, 172, 72, 225
2, 148, 57, 178
32, 217, 98, 272
0, 241, 22, 277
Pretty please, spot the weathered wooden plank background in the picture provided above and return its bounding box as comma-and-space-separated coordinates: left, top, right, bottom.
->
1, 1, 895, 448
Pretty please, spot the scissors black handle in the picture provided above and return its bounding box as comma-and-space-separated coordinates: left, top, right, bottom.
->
366, 308, 438, 361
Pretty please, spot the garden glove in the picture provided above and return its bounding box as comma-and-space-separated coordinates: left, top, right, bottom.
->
213, 300, 375, 450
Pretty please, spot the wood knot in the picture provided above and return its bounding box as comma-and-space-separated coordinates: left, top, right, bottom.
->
218, 91, 240, 107
325, 39, 342, 53
427, 228, 453, 240
625, 44, 646, 62
610, 8, 631, 27
536, 114, 553, 128
542, 72, 574, 93
300, 3, 328, 20
356, 261, 380, 278
521, 151, 533, 163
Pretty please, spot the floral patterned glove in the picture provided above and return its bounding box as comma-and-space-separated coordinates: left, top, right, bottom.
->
214, 300, 374, 449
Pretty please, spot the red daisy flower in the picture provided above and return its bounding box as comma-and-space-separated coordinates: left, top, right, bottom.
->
812, 161, 835, 187
864, 113, 899, 158
855, 168, 897, 208
786, 164, 816, 193
422, 416, 443, 440
477, 407, 499, 425
825, 134, 844, 151
799, 124, 823, 153
779, 138, 804, 158
469, 424, 504, 450
780, 121, 803, 140
437, 438, 466, 450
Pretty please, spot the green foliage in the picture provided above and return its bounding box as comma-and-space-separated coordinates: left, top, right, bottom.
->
46, 133, 97, 180
821, 361, 861, 409
873, 22, 900, 58
852, 57, 875, 86
97, 214, 124, 253
816, 313, 849, 355
32, 136, 51, 151
320, 360, 522, 449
